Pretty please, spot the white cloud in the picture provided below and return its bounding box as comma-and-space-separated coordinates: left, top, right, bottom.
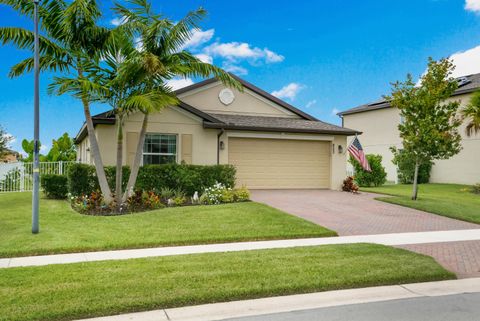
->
271, 83, 304, 101
183, 29, 215, 49
222, 63, 248, 75
110, 16, 128, 26
40, 144, 49, 154
331, 108, 340, 116
166, 77, 194, 90
205, 42, 284, 64
195, 53, 213, 64
305, 99, 317, 108
465, 0, 480, 12
449, 45, 480, 77
264, 48, 284, 63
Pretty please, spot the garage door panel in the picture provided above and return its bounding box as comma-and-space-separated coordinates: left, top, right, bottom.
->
228, 137, 331, 189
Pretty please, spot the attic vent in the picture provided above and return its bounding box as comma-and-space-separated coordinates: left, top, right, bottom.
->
457, 76, 471, 87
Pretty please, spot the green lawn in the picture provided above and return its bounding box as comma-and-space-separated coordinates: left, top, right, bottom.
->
362, 183, 480, 224
0, 192, 335, 258
0, 244, 454, 321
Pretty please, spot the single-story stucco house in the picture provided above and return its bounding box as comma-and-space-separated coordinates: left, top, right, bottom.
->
75, 75, 358, 190
338, 73, 480, 185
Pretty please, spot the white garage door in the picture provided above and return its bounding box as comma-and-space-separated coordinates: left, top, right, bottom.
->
228, 137, 331, 189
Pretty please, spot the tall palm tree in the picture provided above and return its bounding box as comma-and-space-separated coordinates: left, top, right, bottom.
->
113, 0, 242, 203
463, 90, 480, 137
0, 0, 115, 203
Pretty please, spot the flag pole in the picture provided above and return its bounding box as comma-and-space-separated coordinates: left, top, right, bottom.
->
32, 0, 40, 234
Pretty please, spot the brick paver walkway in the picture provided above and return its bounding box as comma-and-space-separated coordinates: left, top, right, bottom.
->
251, 189, 480, 278
398, 241, 480, 279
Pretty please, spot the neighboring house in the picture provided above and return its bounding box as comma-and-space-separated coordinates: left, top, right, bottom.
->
75, 75, 358, 190
0, 149, 21, 163
338, 73, 480, 185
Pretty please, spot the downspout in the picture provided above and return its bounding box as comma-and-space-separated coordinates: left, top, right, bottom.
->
217, 128, 225, 165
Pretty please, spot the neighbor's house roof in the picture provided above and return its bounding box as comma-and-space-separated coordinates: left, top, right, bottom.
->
74, 75, 359, 143
338, 72, 480, 117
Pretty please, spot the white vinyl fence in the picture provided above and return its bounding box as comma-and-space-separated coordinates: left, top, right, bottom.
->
0, 161, 76, 193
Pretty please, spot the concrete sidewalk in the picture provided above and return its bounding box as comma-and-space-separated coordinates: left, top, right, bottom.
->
76, 278, 480, 321
2, 229, 480, 268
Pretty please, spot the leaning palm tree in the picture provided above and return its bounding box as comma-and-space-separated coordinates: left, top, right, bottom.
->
113, 0, 242, 203
463, 90, 480, 137
0, 0, 115, 203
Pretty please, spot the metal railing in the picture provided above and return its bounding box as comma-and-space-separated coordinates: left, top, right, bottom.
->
0, 161, 76, 192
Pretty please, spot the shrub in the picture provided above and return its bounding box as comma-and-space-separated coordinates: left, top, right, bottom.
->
391, 148, 433, 184
221, 189, 235, 203
233, 186, 250, 202
136, 164, 236, 196
349, 154, 387, 187
67, 163, 236, 197
202, 182, 228, 205
127, 190, 163, 212
67, 163, 97, 196
41, 174, 68, 199
472, 184, 480, 195
342, 176, 359, 193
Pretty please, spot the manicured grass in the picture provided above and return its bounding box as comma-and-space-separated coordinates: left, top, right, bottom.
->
0, 192, 335, 258
362, 183, 480, 224
0, 244, 454, 321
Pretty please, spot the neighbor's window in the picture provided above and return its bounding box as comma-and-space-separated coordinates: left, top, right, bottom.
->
143, 134, 177, 165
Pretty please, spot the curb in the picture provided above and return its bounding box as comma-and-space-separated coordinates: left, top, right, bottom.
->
77, 278, 480, 321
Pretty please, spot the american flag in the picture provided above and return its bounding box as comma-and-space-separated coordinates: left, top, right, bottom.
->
348, 137, 371, 172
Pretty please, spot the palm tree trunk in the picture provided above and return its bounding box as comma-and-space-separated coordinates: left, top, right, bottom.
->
122, 112, 148, 202
77, 65, 112, 203
82, 97, 113, 204
115, 114, 124, 210
411, 159, 420, 201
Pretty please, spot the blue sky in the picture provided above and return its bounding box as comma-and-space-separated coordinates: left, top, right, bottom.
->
1, 0, 480, 154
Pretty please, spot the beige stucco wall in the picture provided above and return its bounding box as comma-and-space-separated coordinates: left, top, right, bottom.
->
179, 81, 301, 118
343, 107, 402, 182
342, 93, 480, 185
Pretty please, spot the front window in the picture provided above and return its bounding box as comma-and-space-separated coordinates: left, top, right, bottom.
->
143, 134, 177, 165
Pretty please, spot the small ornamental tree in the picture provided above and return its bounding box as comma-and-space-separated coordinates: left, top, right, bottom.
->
386, 58, 462, 200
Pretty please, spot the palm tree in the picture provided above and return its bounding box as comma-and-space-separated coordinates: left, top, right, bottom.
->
463, 90, 480, 137
0, 0, 115, 203
112, 0, 242, 203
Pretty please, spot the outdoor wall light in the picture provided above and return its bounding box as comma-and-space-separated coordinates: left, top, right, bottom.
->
338, 145, 344, 154
219, 141, 225, 150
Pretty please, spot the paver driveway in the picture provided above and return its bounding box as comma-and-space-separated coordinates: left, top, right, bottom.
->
251, 190, 478, 236
251, 190, 480, 278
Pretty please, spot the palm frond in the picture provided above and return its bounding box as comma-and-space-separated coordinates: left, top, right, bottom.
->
9, 56, 71, 78
48, 76, 110, 101
122, 90, 178, 114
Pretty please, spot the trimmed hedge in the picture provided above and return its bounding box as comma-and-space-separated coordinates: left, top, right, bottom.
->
41, 174, 68, 199
67, 163, 236, 196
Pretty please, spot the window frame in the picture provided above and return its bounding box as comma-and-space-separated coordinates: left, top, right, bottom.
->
142, 133, 178, 165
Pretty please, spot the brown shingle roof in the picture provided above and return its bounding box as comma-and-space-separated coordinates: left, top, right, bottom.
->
204, 113, 359, 135
338, 72, 480, 116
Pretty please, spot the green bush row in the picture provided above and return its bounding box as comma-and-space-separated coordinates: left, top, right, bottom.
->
65, 163, 236, 197
41, 174, 69, 199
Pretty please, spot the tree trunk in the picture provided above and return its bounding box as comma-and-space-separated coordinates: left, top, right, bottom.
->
82, 97, 113, 204
122, 112, 148, 202
115, 114, 124, 211
411, 159, 420, 201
